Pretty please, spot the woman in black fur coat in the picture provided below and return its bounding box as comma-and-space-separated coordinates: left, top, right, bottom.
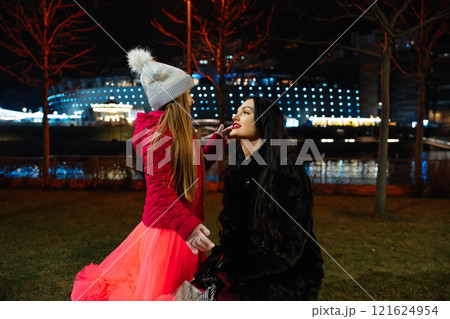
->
194, 96, 324, 301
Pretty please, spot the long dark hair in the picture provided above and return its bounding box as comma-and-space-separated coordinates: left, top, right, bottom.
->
250, 96, 312, 254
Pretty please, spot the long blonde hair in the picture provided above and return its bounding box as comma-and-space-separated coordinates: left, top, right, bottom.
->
154, 91, 198, 202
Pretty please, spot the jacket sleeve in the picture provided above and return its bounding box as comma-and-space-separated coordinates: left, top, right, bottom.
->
141, 132, 202, 240
202, 133, 226, 171
227, 166, 314, 282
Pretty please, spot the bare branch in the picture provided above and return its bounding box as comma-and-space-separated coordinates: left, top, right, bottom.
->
395, 8, 450, 38
390, 0, 409, 29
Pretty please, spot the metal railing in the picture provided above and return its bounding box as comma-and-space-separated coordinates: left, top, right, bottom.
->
0, 155, 448, 189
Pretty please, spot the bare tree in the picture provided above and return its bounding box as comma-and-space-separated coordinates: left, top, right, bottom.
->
151, 0, 275, 123
390, 0, 449, 195
0, 0, 96, 186
276, 0, 449, 215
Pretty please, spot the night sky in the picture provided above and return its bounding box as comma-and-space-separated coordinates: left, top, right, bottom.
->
0, 0, 360, 110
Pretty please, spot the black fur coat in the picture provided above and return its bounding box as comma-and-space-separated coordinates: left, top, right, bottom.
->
203, 142, 324, 301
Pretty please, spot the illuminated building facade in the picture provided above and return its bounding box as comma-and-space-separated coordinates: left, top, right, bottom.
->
47, 76, 362, 127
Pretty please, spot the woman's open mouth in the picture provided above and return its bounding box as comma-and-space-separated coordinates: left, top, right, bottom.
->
232, 123, 241, 129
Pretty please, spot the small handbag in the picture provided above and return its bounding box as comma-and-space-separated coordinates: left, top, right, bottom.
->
173, 280, 216, 301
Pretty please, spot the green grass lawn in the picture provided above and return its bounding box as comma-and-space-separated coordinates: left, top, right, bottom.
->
0, 189, 448, 301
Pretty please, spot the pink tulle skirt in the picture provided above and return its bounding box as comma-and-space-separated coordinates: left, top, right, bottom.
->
71, 222, 199, 301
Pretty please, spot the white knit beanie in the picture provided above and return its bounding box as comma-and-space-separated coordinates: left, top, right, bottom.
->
127, 48, 194, 110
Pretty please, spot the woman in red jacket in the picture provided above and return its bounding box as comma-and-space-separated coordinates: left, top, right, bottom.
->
71, 48, 225, 301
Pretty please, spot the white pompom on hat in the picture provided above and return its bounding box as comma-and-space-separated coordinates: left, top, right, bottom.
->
127, 48, 194, 110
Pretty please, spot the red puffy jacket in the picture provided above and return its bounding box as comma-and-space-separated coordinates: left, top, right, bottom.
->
133, 111, 224, 240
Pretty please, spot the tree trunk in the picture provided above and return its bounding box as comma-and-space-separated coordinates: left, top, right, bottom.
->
374, 34, 392, 217
42, 73, 50, 187
413, 72, 426, 195
42, 2, 50, 188
413, 0, 427, 196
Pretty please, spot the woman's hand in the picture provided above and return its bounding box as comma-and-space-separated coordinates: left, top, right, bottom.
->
186, 224, 215, 255
216, 124, 233, 144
